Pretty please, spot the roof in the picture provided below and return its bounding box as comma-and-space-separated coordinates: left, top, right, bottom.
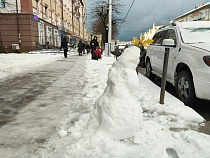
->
174, 2, 210, 20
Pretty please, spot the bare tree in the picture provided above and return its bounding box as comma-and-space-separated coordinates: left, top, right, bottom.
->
88, 0, 124, 44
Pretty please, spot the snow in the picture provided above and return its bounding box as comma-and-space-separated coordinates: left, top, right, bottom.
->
176, 21, 210, 43
0, 47, 210, 158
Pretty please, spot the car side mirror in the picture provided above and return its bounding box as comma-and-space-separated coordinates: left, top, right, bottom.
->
162, 39, 175, 47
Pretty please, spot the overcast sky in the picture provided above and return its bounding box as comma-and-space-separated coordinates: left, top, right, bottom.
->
86, 0, 210, 41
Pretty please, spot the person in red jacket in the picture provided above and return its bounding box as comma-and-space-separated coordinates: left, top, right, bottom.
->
93, 46, 102, 60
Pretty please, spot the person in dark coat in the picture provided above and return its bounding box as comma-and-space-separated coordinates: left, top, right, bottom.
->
85, 43, 90, 54
139, 45, 146, 68
82, 41, 86, 54
78, 40, 83, 56
90, 36, 99, 59
60, 37, 69, 58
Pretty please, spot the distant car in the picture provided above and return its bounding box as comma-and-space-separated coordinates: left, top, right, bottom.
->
145, 21, 210, 105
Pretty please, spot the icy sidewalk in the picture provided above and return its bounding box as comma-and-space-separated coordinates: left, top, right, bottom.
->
0, 54, 91, 158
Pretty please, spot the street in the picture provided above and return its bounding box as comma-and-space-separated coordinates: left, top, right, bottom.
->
0, 54, 88, 157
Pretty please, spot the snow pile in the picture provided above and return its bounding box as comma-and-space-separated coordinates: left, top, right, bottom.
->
63, 47, 210, 158
93, 46, 143, 140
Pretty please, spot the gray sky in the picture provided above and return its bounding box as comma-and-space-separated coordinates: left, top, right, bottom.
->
86, 0, 210, 41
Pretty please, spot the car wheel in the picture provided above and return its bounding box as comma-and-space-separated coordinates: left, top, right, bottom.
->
175, 70, 196, 106
146, 60, 154, 79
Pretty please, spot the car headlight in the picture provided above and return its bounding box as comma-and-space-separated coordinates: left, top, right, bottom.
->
203, 56, 210, 67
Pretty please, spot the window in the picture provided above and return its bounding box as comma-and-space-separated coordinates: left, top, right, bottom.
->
152, 30, 167, 45
38, 21, 45, 45
205, 11, 209, 20
54, 29, 59, 47
45, 6, 48, 18
198, 13, 202, 20
0, 0, 5, 8
46, 26, 53, 44
164, 29, 177, 45
36, 0, 39, 13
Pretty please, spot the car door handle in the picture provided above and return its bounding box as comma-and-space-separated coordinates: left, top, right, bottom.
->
159, 49, 162, 52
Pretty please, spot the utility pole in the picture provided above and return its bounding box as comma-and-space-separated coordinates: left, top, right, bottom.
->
108, 0, 112, 56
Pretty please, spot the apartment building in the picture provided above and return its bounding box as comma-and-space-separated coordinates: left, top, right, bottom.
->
175, 2, 210, 22
0, 0, 87, 52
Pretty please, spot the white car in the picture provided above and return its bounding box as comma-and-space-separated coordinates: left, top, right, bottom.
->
145, 21, 210, 105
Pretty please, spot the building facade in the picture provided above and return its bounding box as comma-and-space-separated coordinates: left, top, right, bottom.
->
0, 0, 88, 52
175, 2, 210, 22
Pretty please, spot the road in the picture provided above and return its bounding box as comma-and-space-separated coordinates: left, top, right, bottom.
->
138, 67, 210, 135
0, 54, 88, 157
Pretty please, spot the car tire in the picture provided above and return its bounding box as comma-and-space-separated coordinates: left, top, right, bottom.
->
175, 70, 196, 106
146, 59, 155, 79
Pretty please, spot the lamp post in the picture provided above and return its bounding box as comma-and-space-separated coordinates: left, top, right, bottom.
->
108, 0, 112, 56
16, 0, 21, 52
61, 0, 64, 39
105, 25, 108, 43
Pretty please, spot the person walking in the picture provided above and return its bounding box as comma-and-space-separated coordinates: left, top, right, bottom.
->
78, 40, 83, 56
136, 44, 147, 74
82, 41, 86, 54
90, 36, 99, 59
60, 37, 69, 58
139, 45, 146, 68
85, 43, 90, 54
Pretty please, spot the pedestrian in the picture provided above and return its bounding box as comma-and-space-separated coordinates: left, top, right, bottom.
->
46, 41, 50, 49
82, 41, 86, 54
78, 40, 83, 56
139, 45, 146, 68
60, 37, 69, 58
90, 36, 99, 59
136, 44, 146, 74
92, 46, 102, 60
85, 43, 90, 54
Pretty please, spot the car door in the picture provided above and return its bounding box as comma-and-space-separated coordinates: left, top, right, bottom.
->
150, 30, 167, 74
163, 29, 178, 81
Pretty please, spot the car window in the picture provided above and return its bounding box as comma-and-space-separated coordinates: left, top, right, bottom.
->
164, 29, 177, 45
181, 27, 210, 43
152, 30, 167, 45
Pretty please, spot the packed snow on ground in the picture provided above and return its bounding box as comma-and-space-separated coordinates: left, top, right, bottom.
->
0, 47, 210, 158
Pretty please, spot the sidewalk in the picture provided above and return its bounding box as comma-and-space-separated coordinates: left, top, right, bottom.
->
0, 54, 91, 157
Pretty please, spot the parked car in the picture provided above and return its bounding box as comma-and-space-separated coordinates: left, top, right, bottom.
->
145, 21, 210, 105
